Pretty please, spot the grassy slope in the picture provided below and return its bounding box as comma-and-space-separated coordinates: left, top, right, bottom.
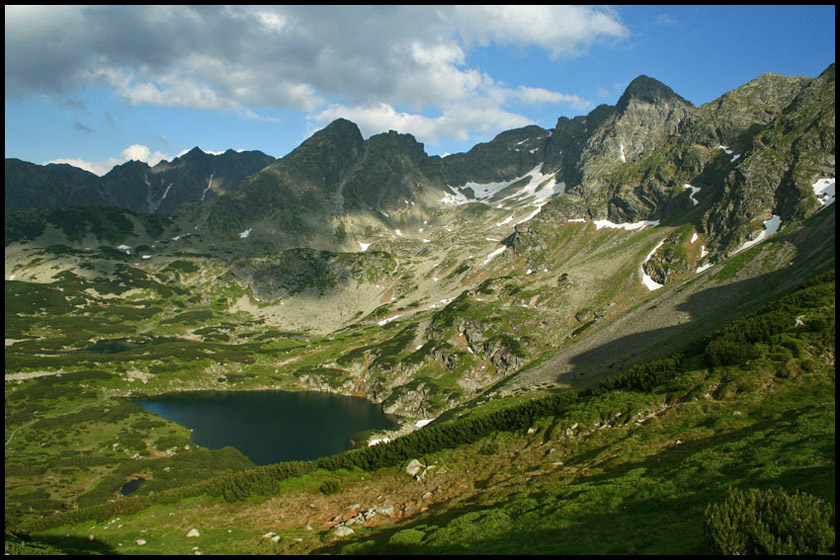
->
12, 271, 834, 555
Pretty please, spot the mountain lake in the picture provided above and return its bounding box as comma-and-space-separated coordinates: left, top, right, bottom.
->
133, 390, 400, 466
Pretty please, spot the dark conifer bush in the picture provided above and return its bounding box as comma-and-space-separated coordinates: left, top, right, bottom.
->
704, 487, 835, 555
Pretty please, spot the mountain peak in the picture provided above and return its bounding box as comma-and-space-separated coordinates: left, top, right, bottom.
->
180, 146, 209, 160
616, 75, 693, 111
322, 118, 363, 135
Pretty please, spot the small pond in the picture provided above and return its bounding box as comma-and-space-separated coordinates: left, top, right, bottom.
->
120, 477, 146, 496
133, 390, 400, 466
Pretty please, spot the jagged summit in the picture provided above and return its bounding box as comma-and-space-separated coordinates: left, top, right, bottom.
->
616, 75, 693, 112
180, 146, 208, 159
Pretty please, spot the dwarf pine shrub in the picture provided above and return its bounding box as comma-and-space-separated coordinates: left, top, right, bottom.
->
704, 487, 835, 555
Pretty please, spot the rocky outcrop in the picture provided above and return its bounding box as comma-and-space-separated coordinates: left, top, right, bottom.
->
642, 232, 694, 285
230, 248, 395, 301
699, 64, 835, 254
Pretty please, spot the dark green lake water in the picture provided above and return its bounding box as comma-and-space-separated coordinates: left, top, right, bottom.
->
134, 390, 399, 466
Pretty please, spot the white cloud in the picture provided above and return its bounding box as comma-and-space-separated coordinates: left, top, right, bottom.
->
452, 5, 628, 59
44, 143, 171, 176
121, 144, 168, 165
8, 5, 626, 147
509, 86, 592, 111
44, 157, 123, 177
311, 102, 534, 146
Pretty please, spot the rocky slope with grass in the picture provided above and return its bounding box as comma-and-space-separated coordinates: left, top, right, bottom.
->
4, 64, 835, 553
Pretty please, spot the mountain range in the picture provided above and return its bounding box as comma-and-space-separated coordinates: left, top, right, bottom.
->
3, 63, 835, 555
7, 64, 834, 261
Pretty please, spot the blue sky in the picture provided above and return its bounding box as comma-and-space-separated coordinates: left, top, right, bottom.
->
4, 5, 835, 176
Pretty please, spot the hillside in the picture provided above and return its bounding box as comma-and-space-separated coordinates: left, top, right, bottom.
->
7, 271, 835, 555
4, 64, 835, 555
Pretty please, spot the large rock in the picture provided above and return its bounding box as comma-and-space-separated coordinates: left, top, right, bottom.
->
334, 526, 355, 537
405, 459, 425, 477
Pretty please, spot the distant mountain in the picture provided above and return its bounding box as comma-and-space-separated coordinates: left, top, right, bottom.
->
180, 64, 834, 261
4, 148, 276, 215
5, 64, 834, 263
5, 159, 105, 213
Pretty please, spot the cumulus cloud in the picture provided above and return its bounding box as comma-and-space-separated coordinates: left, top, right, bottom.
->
452, 5, 628, 58
8, 5, 625, 145
311, 102, 534, 146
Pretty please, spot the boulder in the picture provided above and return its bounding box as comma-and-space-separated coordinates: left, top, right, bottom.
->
334, 526, 355, 537
186, 528, 200, 538
376, 505, 396, 517
405, 459, 425, 477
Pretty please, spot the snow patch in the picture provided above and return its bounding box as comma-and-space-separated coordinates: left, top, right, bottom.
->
640, 239, 666, 291
444, 164, 564, 211
731, 153, 741, 162
495, 215, 514, 227
441, 191, 471, 205
377, 314, 402, 326
516, 204, 547, 225
428, 297, 454, 310
415, 419, 434, 429
594, 219, 660, 231
718, 145, 733, 155
238, 229, 252, 239
201, 174, 214, 202
812, 177, 835, 210
690, 233, 699, 244
684, 184, 701, 206
359, 242, 371, 252
394, 229, 403, 237
733, 215, 782, 255
482, 245, 507, 266
619, 143, 626, 163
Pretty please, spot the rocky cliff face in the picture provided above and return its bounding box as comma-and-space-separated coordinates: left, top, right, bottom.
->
698, 65, 835, 255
